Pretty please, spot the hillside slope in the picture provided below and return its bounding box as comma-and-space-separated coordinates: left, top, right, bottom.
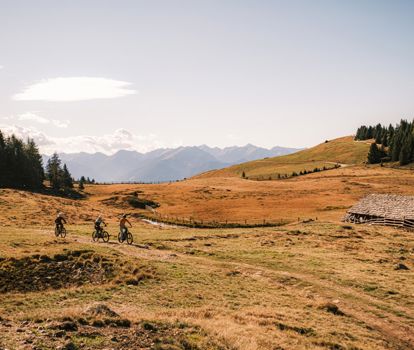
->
198, 136, 371, 179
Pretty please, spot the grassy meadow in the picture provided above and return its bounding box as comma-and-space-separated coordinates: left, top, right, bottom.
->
1, 136, 414, 349
0, 220, 413, 349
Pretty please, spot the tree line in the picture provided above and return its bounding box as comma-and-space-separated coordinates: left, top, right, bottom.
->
0, 129, 79, 191
78, 176, 95, 190
242, 164, 340, 181
355, 119, 414, 165
0, 130, 44, 189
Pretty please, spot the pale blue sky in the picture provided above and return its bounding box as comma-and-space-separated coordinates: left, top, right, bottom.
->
1, 0, 413, 154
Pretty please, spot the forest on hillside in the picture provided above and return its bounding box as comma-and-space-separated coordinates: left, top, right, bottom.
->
0, 129, 76, 191
355, 119, 414, 165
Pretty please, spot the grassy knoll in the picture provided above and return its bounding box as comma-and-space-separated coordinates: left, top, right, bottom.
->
198, 136, 371, 179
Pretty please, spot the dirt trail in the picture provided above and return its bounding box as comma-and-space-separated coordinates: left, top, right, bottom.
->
71, 232, 414, 349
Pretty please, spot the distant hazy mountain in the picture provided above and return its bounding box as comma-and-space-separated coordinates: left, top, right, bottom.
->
43, 144, 301, 182
199, 144, 299, 164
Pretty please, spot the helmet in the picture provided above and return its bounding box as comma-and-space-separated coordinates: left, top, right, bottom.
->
58, 212, 64, 217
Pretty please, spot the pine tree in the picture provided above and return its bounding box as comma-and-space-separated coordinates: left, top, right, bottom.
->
399, 143, 410, 166
375, 132, 382, 144
46, 153, 63, 190
0, 130, 49, 190
367, 143, 382, 164
62, 164, 73, 189
0, 130, 5, 186
381, 132, 388, 147
391, 133, 402, 162
78, 178, 85, 190
25, 139, 44, 189
374, 123, 382, 141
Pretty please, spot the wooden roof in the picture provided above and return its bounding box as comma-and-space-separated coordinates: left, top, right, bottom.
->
347, 194, 414, 220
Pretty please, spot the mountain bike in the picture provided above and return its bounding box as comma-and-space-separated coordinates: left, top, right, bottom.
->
55, 225, 67, 238
118, 230, 133, 245
92, 228, 110, 242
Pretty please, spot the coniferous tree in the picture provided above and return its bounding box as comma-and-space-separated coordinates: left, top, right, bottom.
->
356, 119, 414, 165
62, 164, 74, 189
399, 142, 411, 166
381, 132, 388, 147
46, 153, 63, 190
0, 130, 6, 186
367, 143, 382, 164
0, 130, 44, 189
25, 139, 45, 189
375, 131, 382, 144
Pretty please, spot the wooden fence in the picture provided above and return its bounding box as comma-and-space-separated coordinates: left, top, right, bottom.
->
344, 213, 414, 230
134, 212, 290, 229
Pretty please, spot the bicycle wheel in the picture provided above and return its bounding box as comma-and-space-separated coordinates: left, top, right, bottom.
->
54, 227, 59, 237
92, 231, 98, 242
60, 227, 67, 238
126, 232, 133, 245
102, 231, 110, 243
118, 231, 123, 243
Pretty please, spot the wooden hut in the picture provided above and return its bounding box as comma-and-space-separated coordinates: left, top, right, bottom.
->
343, 194, 414, 229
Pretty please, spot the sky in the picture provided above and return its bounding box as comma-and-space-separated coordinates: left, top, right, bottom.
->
1, 0, 414, 155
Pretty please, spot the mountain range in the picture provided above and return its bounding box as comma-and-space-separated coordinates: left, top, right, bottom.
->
43, 144, 301, 182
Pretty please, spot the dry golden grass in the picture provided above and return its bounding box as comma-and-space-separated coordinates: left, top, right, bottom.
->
197, 136, 371, 179
3, 162, 414, 228
73, 164, 414, 226
1, 135, 414, 349
0, 221, 413, 349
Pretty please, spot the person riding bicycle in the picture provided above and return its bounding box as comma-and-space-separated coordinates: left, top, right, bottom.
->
95, 215, 106, 235
55, 212, 66, 232
120, 214, 132, 241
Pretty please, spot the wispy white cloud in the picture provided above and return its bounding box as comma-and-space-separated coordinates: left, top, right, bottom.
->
6, 112, 70, 128
0, 65, 4, 70
13, 77, 137, 102
0, 125, 165, 155
18, 112, 49, 124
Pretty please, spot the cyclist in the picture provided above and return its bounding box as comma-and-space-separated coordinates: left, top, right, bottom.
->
120, 214, 132, 241
55, 212, 66, 233
95, 215, 106, 236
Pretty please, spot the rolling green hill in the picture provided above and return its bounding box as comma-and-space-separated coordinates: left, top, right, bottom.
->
197, 136, 371, 179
